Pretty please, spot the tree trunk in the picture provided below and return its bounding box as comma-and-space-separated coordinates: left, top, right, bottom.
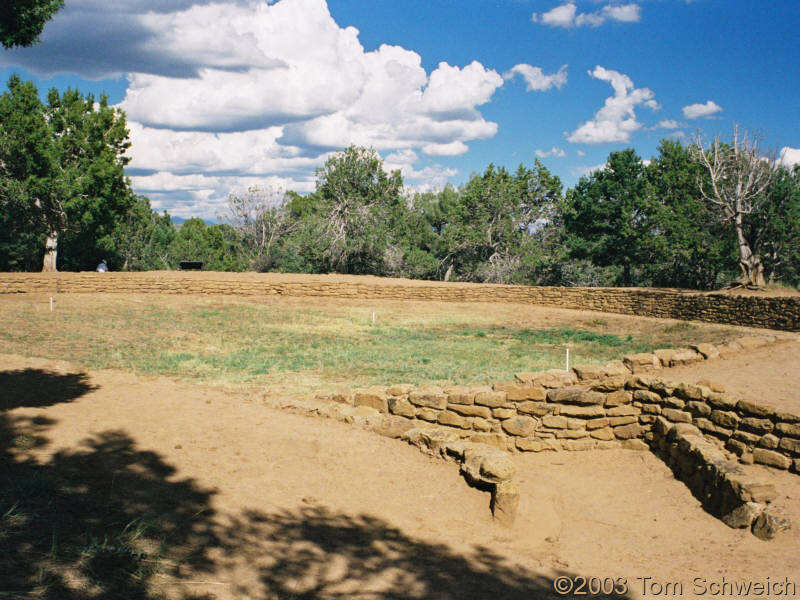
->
734, 214, 765, 287
443, 262, 453, 282
42, 229, 58, 272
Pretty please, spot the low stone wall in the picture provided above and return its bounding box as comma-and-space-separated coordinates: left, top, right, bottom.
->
1, 272, 799, 331
298, 335, 798, 538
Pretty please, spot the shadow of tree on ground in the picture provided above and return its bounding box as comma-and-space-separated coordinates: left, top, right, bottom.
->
1, 368, 634, 600
0, 368, 97, 410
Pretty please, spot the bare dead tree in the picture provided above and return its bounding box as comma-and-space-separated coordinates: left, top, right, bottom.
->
224, 186, 294, 271
692, 126, 777, 288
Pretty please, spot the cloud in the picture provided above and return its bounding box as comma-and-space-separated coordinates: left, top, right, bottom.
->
4, 0, 505, 216
504, 64, 568, 91
535, 147, 568, 158
655, 119, 686, 130
567, 66, 659, 144
570, 163, 607, 177
682, 100, 723, 119
779, 147, 800, 168
533, 3, 641, 28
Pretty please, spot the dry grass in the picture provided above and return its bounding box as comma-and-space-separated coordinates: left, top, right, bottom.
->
0, 292, 758, 396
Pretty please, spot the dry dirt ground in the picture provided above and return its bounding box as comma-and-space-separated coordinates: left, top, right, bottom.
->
2, 346, 799, 600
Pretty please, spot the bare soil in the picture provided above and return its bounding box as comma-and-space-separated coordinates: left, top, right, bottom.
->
2, 352, 798, 600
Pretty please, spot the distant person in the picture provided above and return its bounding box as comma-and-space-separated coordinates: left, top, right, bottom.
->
96, 259, 108, 273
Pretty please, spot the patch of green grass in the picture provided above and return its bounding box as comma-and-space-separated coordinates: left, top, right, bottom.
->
0, 294, 747, 394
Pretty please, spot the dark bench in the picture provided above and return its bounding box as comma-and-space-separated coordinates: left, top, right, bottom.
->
178, 261, 204, 270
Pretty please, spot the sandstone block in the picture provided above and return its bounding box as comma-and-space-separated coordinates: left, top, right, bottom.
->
661, 396, 686, 409
726, 438, 747, 456
563, 439, 597, 451
675, 382, 710, 401
759, 433, 780, 450
779, 437, 800, 455
409, 389, 448, 410
472, 417, 492, 432
438, 411, 473, 430
737, 399, 776, 418
716, 341, 742, 357
586, 417, 609, 430
372, 416, 416, 439
623, 353, 661, 373
501, 416, 537, 437
416, 408, 440, 422
604, 390, 632, 407
492, 408, 516, 419
722, 502, 764, 529
542, 415, 568, 429
613, 423, 645, 439
707, 392, 738, 410
353, 389, 388, 412
590, 428, 615, 441
411, 428, 461, 454
753, 448, 791, 470
642, 404, 662, 415
572, 364, 604, 381
555, 429, 589, 439
691, 343, 720, 359
662, 408, 693, 423
649, 378, 676, 397
606, 405, 640, 417
686, 401, 712, 417
711, 410, 740, 429
387, 383, 414, 396
602, 360, 631, 377
733, 430, 761, 444
751, 507, 792, 541
739, 417, 774, 434
492, 481, 520, 527
694, 418, 732, 438
441, 403, 486, 419
669, 348, 703, 367
547, 388, 604, 405
776, 411, 800, 424
592, 375, 628, 392
621, 439, 650, 451
388, 397, 416, 418
445, 386, 475, 405
503, 385, 547, 402
475, 391, 509, 408
516, 401, 555, 417
608, 416, 638, 427
696, 379, 725, 393
536, 369, 578, 388
776, 422, 800, 437
723, 472, 777, 503
461, 446, 516, 484
653, 349, 678, 368
469, 433, 507, 450
633, 389, 661, 404
558, 405, 605, 418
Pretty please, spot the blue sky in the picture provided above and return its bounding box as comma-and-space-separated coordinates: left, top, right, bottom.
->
1, 0, 798, 219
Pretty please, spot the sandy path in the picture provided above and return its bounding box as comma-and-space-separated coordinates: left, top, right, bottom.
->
658, 338, 800, 413
2, 354, 799, 599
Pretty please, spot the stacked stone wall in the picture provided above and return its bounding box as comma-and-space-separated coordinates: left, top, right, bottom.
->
1, 272, 798, 331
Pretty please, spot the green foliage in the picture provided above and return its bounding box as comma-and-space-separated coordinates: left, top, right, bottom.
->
167, 218, 243, 271
0, 0, 63, 48
110, 196, 176, 271
644, 140, 736, 288
0, 75, 135, 271
561, 149, 651, 286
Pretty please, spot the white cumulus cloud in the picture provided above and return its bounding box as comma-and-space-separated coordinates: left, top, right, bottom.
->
779, 147, 800, 168
535, 147, 568, 158
682, 100, 723, 119
567, 66, 659, 144
533, 3, 641, 28
10, 0, 508, 217
504, 64, 568, 91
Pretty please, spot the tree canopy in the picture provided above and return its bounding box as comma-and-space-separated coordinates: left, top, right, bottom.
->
0, 0, 64, 49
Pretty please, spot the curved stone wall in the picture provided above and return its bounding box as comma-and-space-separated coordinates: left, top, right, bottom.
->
1, 272, 798, 331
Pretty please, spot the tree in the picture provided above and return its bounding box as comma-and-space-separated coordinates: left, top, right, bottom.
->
644, 139, 735, 289
306, 146, 404, 274
1, 0, 64, 49
110, 195, 176, 271
224, 186, 297, 272
692, 127, 778, 287
0, 76, 134, 271
561, 149, 652, 286
754, 165, 800, 286
438, 161, 562, 283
